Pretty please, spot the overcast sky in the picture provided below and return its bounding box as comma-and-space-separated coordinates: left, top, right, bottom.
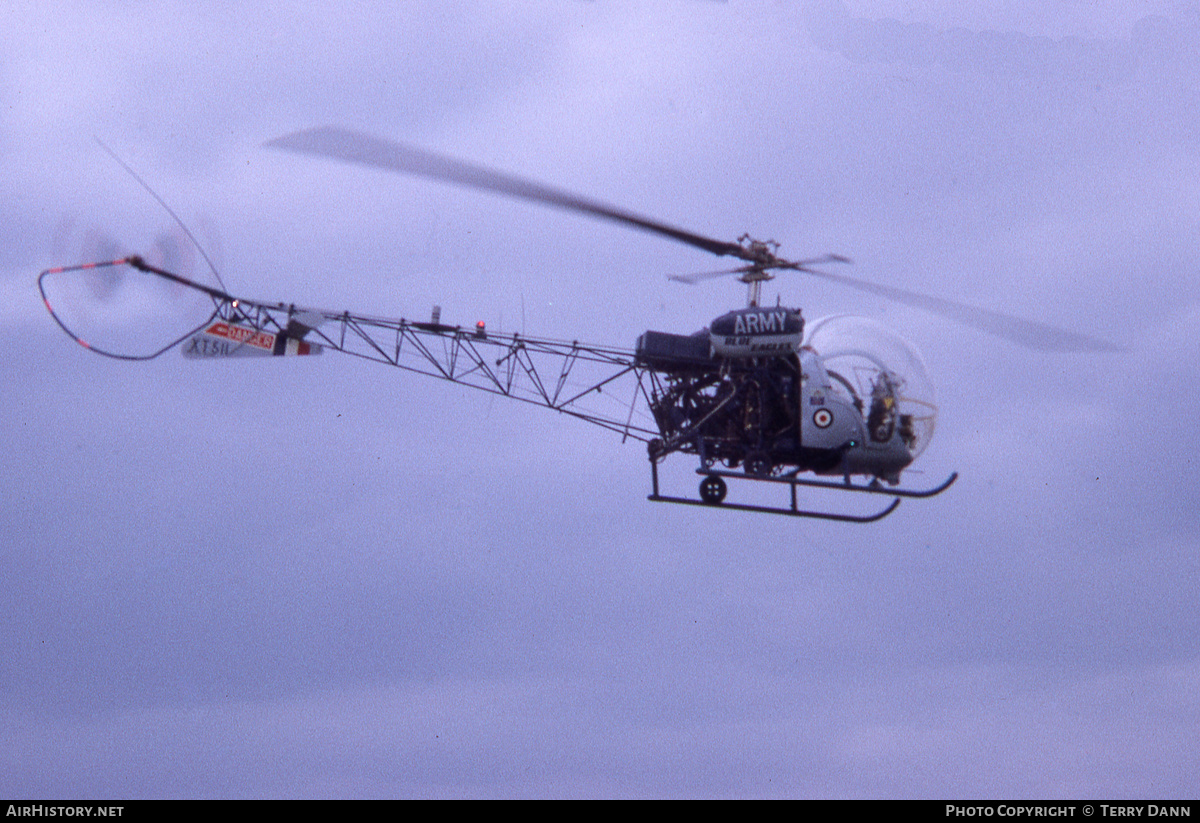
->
2, 1, 1198, 798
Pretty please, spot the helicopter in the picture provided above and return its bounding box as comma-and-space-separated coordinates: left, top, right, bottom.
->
38, 126, 1120, 522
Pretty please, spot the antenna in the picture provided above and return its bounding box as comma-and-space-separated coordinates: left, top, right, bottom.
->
93, 137, 228, 293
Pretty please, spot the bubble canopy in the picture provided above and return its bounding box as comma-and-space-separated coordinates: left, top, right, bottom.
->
805, 315, 939, 458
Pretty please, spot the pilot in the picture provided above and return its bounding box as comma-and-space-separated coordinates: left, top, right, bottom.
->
867, 380, 896, 443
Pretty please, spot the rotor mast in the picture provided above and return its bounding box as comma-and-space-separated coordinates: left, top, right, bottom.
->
736, 236, 781, 308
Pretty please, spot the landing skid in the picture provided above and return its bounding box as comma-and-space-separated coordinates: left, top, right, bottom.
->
646, 461, 955, 522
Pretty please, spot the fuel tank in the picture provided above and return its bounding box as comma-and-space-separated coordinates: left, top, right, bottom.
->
708, 306, 804, 358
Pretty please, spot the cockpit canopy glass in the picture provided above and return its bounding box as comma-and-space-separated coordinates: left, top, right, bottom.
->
805, 315, 938, 457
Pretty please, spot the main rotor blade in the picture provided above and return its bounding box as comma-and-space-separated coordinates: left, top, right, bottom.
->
794, 265, 1124, 353
266, 126, 747, 259
266, 128, 1116, 353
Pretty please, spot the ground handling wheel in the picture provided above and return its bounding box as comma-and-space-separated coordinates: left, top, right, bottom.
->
699, 474, 728, 505
744, 451, 773, 477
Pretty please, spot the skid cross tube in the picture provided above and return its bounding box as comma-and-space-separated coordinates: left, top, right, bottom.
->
647, 459, 903, 523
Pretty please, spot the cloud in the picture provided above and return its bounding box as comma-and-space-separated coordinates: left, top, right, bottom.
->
4, 0, 1199, 799
800, 0, 1193, 87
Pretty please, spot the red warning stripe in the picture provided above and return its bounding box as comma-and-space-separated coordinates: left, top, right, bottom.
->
204, 322, 275, 350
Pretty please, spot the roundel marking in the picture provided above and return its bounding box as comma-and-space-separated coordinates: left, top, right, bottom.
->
813, 408, 833, 429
